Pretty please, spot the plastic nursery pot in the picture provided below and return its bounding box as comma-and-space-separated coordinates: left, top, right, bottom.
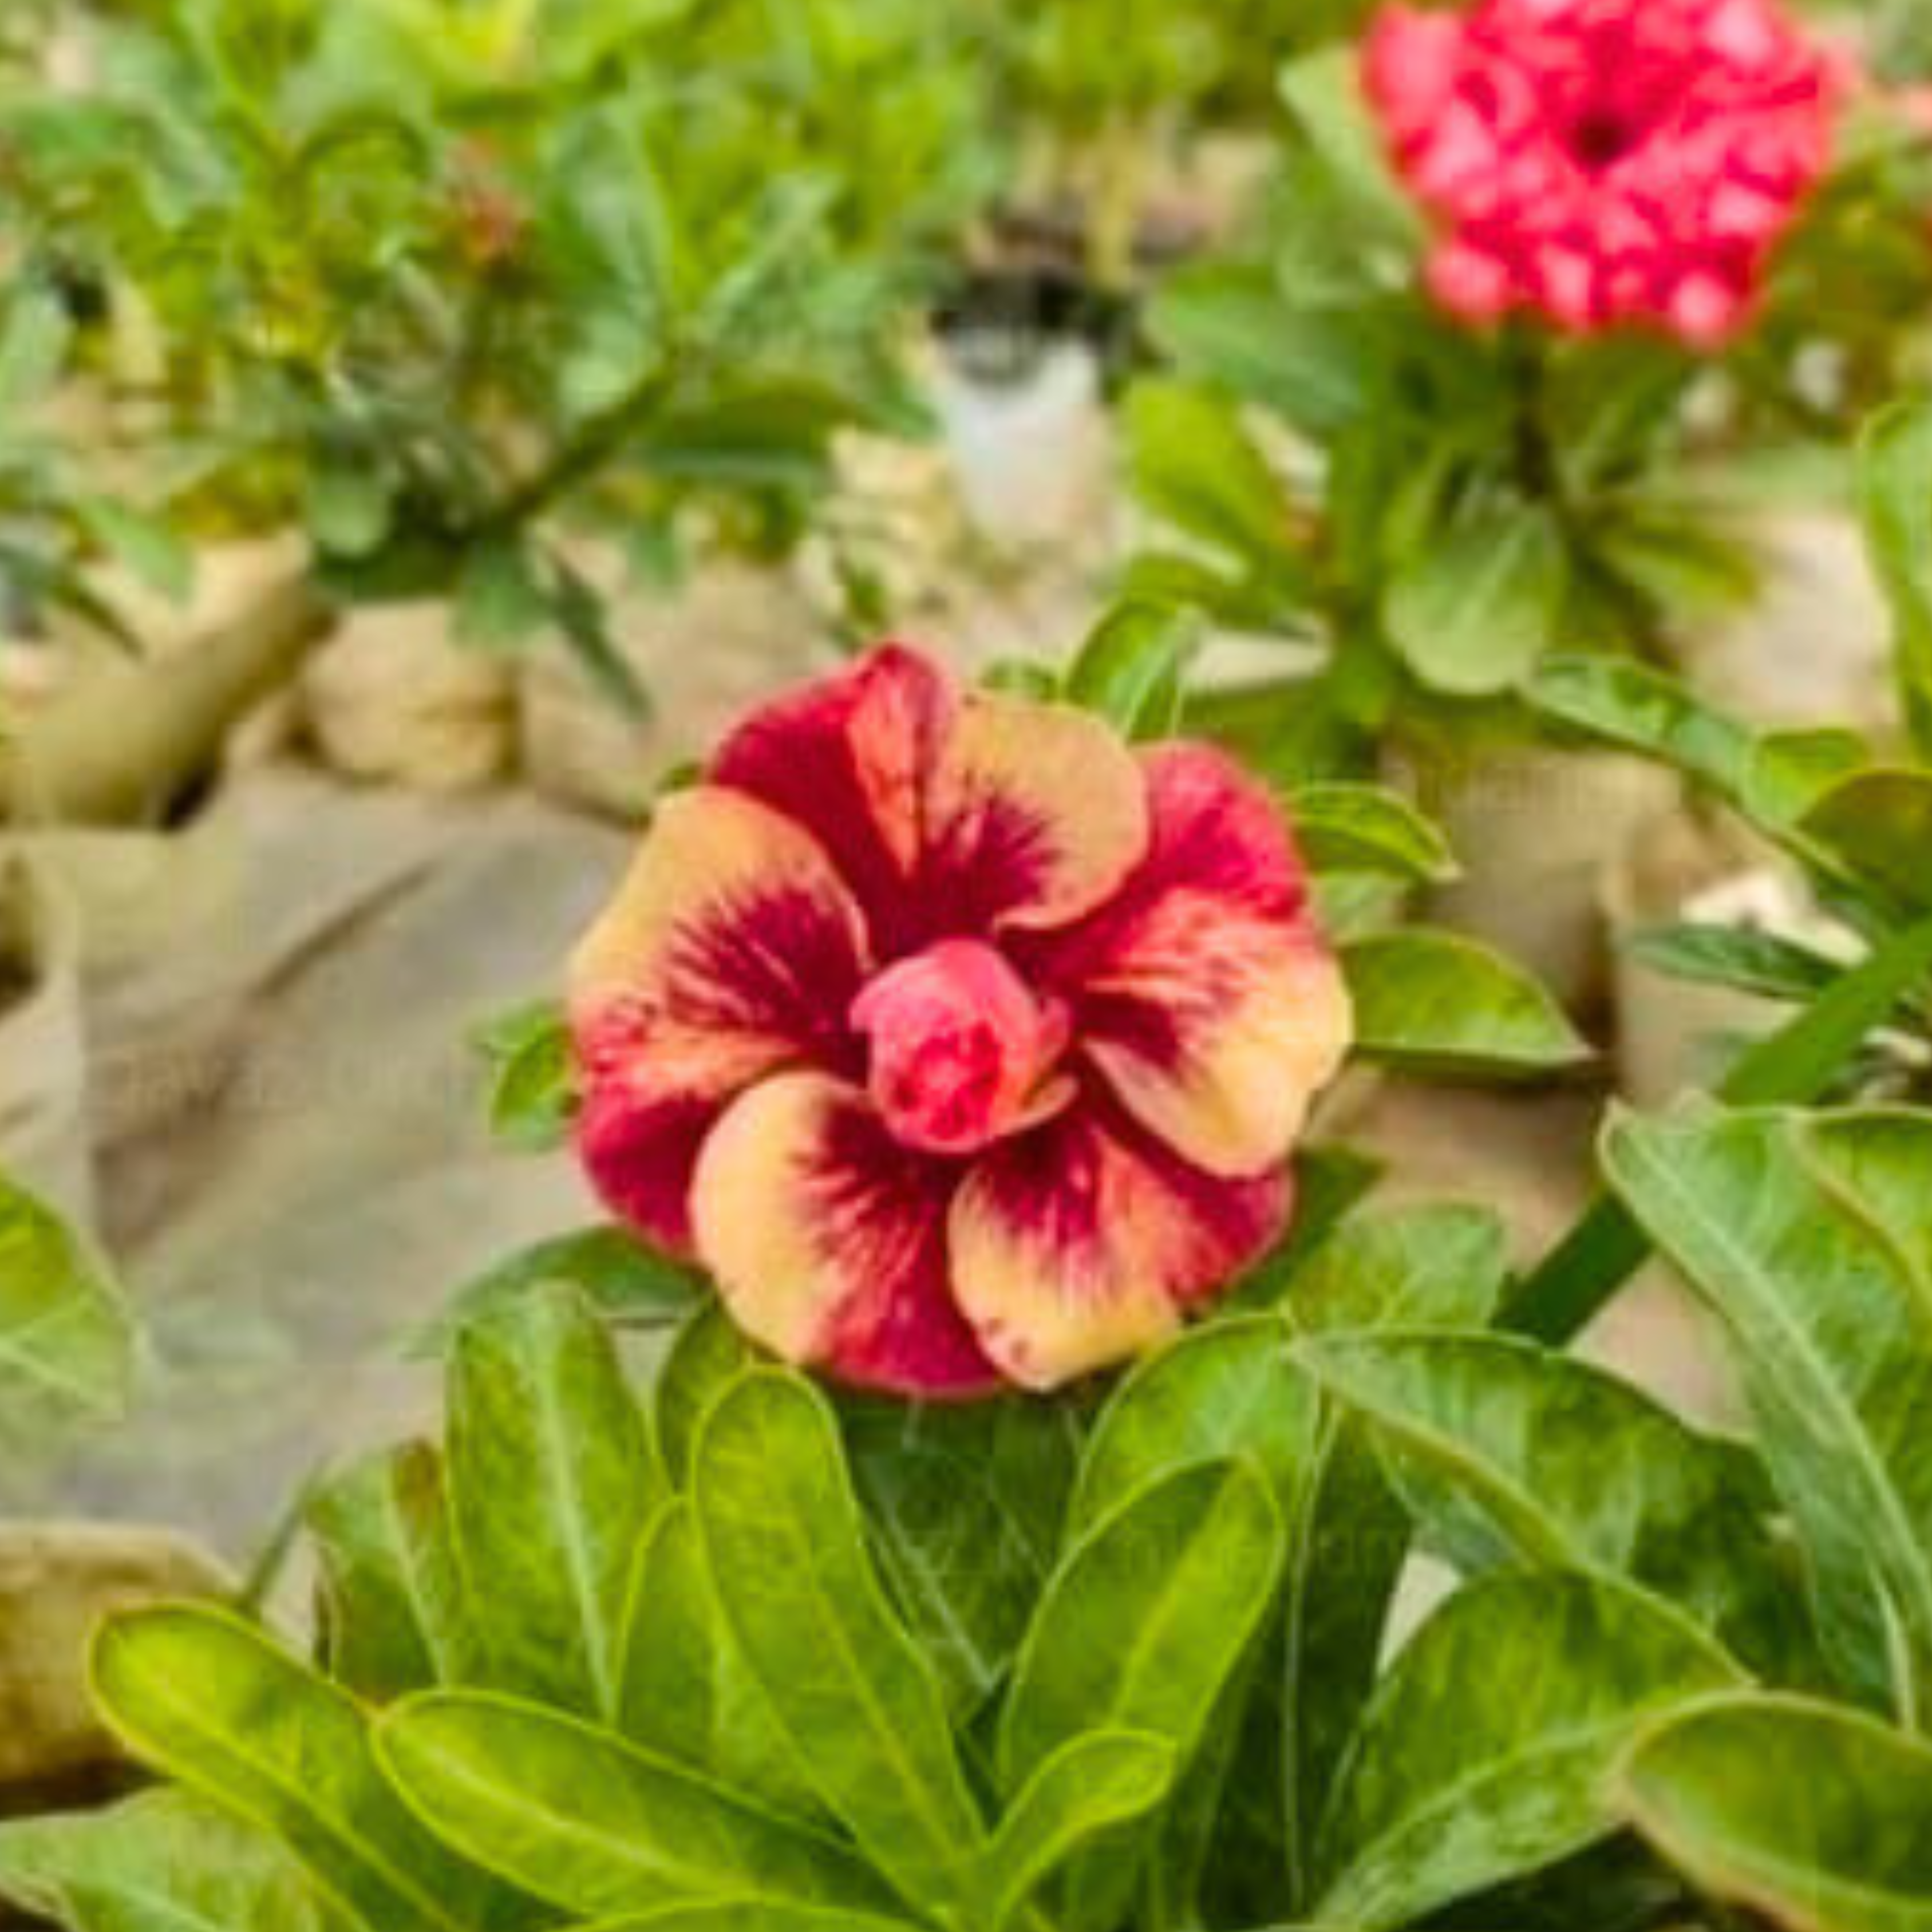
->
520, 555, 829, 824
1401, 742, 1685, 1018
1605, 812, 1848, 1110
1686, 508, 1893, 732
302, 599, 516, 795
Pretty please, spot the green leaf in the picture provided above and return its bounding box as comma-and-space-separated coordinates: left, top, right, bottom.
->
1528, 655, 1752, 796
563, 1909, 916, 1932
1070, 1314, 1315, 1538
693, 1370, 986, 1915
1314, 1573, 1741, 1930
456, 538, 552, 651
1383, 508, 1567, 697
655, 1303, 758, 1488
999, 1460, 1283, 1927
1147, 264, 1374, 439
975, 1732, 1178, 1932
841, 1394, 1079, 1719
1123, 379, 1290, 570
90, 1606, 519, 1932
1623, 923, 1840, 1005
1605, 1107, 1932, 1720
447, 1283, 665, 1721
1859, 396, 1932, 759
1801, 768, 1932, 915
0, 284, 74, 412
618, 1500, 824, 1826
999, 1459, 1283, 1794
1290, 1203, 1511, 1336
0, 1172, 135, 1453
308, 1442, 468, 1701
79, 500, 195, 604
1289, 783, 1456, 886
1618, 1693, 1932, 1932
377, 1693, 886, 1922
305, 461, 394, 564
0, 1788, 345, 1932
413, 1227, 702, 1360
472, 1000, 575, 1153
1064, 601, 1202, 740
1293, 1331, 1806, 1673
1279, 48, 1420, 241
1342, 930, 1593, 1076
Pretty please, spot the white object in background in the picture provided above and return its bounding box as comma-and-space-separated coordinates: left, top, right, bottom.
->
929, 337, 1112, 555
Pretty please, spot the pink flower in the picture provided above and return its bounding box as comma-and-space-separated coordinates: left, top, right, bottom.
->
1365, 0, 1839, 346
570, 646, 1353, 1397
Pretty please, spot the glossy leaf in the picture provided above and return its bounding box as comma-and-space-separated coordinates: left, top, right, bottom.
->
376, 1692, 884, 1922
1606, 1107, 1932, 1717
0, 1173, 135, 1452
90, 1606, 520, 1932
1315, 1573, 1741, 1929
1342, 931, 1593, 1077
655, 1304, 758, 1488
1383, 508, 1567, 697
1619, 1693, 1932, 1932
411, 1228, 701, 1360
1294, 1331, 1805, 1673
618, 1500, 823, 1826
976, 1732, 1177, 1932
1124, 378, 1289, 568
841, 1393, 1078, 1718
1527, 655, 1751, 796
308, 1441, 468, 1701
998, 1461, 1282, 1925
446, 1283, 664, 1721
1290, 1203, 1508, 1336
1289, 783, 1457, 885
1801, 769, 1932, 916
567, 1909, 918, 1932
1065, 600, 1202, 740
693, 1371, 986, 1915
472, 1001, 576, 1153
1070, 1314, 1315, 1536
0, 1788, 345, 1932
1623, 923, 1840, 1005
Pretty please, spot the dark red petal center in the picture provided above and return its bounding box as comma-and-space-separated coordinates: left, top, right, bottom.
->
850, 939, 1069, 1157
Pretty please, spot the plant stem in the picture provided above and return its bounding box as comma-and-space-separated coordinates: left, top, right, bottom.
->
1500, 909, 1932, 1344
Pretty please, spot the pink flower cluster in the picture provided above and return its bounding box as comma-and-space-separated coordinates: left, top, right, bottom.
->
1365, 0, 1840, 346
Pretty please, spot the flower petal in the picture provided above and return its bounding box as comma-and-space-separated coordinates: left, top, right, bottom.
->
712, 644, 1149, 951
691, 1071, 1001, 1398
1023, 745, 1352, 1178
570, 787, 870, 1250
950, 1096, 1290, 1392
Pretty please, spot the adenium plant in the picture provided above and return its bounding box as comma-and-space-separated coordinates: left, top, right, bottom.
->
0, 634, 1929, 1932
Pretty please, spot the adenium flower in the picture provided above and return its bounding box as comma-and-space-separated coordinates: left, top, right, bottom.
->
1365, 0, 1839, 346
570, 646, 1352, 1397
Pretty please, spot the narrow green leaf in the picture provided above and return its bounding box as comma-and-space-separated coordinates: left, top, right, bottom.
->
693, 1371, 986, 1914
1294, 1332, 1808, 1673
1070, 1315, 1315, 1537
1859, 396, 1932, 758
0, 1172, 136, 1452
0, 1789, 345, 1932
618, 1500, 823, 1826
1315, 1573, 1741, 1929
1619, 1693, 1932, 1932
1607, 1106, 1932, 1716
472, 1001, 576, 1153
1623, 923, 1840, 1005
447, 1284, 664, 1721
308, 1442, 468, 1701
377, 1693, 886, 1922
841, 1394, 1078, 1718
977, 1732, 1176, 1932
1528, 655, 1753, 796
1289, 784, 1457, 885
90, 1606, 517, 1932
1342, 930, 1593, 1076
1065, 601, 1202, 740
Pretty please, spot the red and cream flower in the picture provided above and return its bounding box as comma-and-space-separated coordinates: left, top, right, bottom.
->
570, 646, 1352, 1398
